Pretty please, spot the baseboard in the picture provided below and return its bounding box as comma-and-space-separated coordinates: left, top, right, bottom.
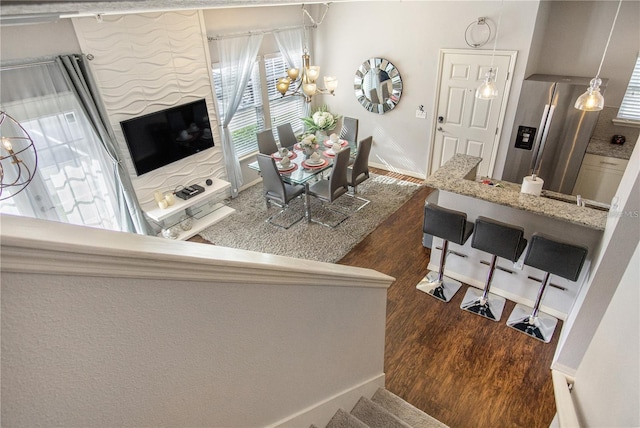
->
239, 177, 262, 193
268, 373, 385, 428
369, 162, 426, 181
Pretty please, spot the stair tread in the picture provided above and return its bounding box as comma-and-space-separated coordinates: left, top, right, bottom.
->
371, 388, 449, 428
350, 396, 412, 428
326, 408, 369, 428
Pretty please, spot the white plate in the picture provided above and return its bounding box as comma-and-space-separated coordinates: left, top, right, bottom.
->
305, 159, 323, 166
278, 163, 294, 170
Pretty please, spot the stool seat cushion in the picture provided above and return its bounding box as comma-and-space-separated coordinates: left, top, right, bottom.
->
423, 202, 474, 245
524, 233, 588, 281
472, 216, 527, 262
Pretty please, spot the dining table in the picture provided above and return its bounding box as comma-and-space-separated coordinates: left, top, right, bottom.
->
248, 138, 357, 223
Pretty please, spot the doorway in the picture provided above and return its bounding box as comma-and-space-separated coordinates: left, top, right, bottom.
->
429, 49, 517, 178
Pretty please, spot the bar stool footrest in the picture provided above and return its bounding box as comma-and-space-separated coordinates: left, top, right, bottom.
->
460, 287, 506, 321
507, 303, 558, 343
416, 271, 462, 302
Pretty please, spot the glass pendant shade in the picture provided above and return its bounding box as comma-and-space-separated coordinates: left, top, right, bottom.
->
287, 68, 299, 80
306, 66, 320, 83
324, 76, 338, 92
276, 78, 291, 95
302, 82, 317, 96
476, 72, 498, 100
575, 77, 605, 111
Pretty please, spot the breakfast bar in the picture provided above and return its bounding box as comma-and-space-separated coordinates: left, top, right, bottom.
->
424, 154, 606, 320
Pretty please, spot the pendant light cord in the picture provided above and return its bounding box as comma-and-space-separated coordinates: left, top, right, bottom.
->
489, 0, 503, 68
596, 0, 622, 78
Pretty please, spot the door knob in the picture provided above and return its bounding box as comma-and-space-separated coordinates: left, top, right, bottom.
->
437, 127, 444, 131
438, 116, 444, 123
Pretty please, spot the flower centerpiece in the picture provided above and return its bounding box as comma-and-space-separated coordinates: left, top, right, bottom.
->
302, 105, 340, 141
298, 134, 318, 157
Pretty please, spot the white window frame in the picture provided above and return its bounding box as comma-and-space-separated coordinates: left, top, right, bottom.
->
614, 53, 640, 128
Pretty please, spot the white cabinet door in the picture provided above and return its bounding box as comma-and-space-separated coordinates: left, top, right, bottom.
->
573, 154, 628, 203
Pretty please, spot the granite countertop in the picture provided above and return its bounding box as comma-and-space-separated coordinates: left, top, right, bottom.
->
585, 138, 635, 160
425, 154, 607, 231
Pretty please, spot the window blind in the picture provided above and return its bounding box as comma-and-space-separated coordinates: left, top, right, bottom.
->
618, 55, 640, 122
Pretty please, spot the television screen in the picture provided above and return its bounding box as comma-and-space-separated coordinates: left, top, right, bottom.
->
120, 99, 215, 176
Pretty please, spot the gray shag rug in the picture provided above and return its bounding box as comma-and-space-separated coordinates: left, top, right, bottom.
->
199, 174, 422, 263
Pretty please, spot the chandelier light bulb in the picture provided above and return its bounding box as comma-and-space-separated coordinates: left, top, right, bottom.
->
287, 68, 299, 80
476, 70, 498, 100
2, 137, 13, 152
306, 66, 320, 83
575, 77, 604, 111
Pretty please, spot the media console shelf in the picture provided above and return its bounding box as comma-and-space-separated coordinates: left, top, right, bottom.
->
144, 178, 234, 241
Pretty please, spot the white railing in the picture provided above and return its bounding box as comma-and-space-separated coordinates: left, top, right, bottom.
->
1, 214, 393, 427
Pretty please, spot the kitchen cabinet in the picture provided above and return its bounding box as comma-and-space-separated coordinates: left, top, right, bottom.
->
572, 153, 629, 203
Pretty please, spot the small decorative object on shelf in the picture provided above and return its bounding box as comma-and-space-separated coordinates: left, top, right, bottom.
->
165, 192, 175, 206
179, 215, 193, 231
161, 227, 179, 239
158, 199, 169, 209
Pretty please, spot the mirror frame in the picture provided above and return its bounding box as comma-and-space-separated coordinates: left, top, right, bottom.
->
354, 57, 403, 114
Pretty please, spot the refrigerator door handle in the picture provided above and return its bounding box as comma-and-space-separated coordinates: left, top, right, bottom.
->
529, 104, 554, 175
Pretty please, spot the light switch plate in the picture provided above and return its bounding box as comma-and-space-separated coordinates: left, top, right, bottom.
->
415, 110, 427, 119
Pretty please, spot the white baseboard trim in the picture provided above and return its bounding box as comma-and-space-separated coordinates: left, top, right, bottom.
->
268, 373, 385, 428
369, 162, 426, 181
239, 177, 262, 193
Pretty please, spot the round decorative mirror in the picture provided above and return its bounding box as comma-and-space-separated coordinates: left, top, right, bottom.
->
354, 58, 403, 114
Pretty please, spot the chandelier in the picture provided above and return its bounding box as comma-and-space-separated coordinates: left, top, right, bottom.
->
276, 4, 338, 103
0, 111, 38, 201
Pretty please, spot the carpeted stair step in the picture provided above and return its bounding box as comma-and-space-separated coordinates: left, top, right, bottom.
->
326, 408, 369, 428
350, 396, 412, 428
371, 388, 449, 428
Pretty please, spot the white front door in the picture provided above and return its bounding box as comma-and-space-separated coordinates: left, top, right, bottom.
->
429, 49, 517, 178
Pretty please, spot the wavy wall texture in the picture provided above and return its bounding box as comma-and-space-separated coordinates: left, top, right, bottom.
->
72, 11, 227, 207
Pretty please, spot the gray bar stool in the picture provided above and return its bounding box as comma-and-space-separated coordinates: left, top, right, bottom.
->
416, 202, 474, 302
507, 233, 588, 343
461, 217, 527, 321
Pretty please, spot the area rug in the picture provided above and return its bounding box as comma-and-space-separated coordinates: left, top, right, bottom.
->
199, 174, 422, 263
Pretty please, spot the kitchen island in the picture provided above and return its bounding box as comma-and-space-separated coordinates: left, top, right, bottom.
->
424, 154, 605, 320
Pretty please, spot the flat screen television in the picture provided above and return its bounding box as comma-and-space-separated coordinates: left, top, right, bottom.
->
120, 99, 215, 176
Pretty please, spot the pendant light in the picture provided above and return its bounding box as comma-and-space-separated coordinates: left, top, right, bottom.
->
0, 111, 38, 201
476, 0, 503, 100
575, 0, 622, 111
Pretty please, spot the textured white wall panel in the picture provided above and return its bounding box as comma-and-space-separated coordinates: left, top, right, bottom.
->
72, 11, 227, 206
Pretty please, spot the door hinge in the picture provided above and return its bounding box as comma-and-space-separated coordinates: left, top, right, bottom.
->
496, 127, 499, 135
506, 71, 510, 81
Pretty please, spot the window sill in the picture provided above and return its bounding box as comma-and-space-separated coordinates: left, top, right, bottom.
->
239, 150, 259, 162
612, 118, 640, 128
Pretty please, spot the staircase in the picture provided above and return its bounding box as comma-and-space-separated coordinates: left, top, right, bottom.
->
311, 388, 448, 428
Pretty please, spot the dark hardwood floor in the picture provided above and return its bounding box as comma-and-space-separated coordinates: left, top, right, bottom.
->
191, 168, 558, 427
338, 184, 559, 428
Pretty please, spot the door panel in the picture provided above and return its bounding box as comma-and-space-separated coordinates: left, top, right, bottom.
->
431, 50, 516, 178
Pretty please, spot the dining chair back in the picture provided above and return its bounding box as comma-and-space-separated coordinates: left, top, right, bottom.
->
257, 129, 278, 155
340, 117, 359, 143
348, 136, 372, 192
276, 123, 298, 149
307, 147, 351, 227
256, 153, 305, 229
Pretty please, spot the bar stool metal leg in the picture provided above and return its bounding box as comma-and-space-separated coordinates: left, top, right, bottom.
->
460, 254, 506, 321
507, 271, 558, 343
416, 240, 462, 302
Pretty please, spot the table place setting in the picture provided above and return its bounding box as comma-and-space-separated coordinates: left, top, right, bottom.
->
272, 147, 297, 160
301, 151, 328, 169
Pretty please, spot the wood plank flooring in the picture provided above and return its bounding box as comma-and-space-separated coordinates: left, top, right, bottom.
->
337, 184, 559, 428
192, 168, 558, 427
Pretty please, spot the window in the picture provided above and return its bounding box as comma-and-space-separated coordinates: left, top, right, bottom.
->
213, 52, 305, 158
616, 54, 640, 124
0, 92, 120, 231
212, 60, 265, 158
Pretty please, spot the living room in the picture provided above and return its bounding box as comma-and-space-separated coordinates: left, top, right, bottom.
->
1, 1, 639, 427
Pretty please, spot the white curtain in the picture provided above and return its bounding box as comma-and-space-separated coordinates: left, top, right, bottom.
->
274, 28, 310, 117
217, 34, 263, 197
0, 62, 122, 231
274, 28, 304, 71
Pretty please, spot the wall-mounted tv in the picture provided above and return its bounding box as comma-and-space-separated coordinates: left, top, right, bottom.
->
120, 99, 215, 176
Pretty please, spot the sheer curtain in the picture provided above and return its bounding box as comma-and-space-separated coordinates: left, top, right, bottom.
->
57, 54, 151, 235
274, 28, 309, 117
217, 34, 263, 198
0, 61, 121, 230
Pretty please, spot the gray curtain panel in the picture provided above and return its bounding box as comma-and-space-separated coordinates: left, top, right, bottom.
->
57, 54, 152, 235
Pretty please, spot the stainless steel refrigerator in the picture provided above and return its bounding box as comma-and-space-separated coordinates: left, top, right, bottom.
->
502, 74, 606, 194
